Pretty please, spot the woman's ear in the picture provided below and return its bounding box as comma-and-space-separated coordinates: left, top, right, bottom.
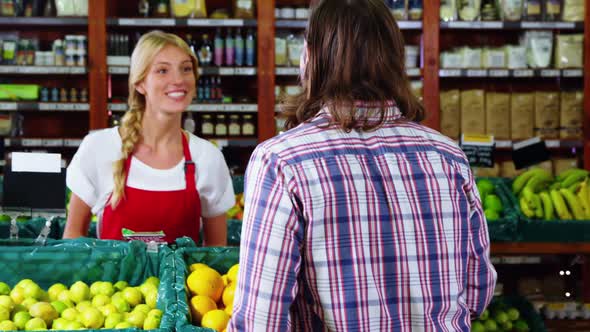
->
135, 82, 146, 95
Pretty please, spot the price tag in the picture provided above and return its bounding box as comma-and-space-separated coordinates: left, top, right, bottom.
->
218, 67, 234, 75
439, 69, 461, 77
563, 69, 582, 77
0, 66, 16, 73
118, 18, 175, 26
460, 134, 495, 168
276, 67, 299, 76
188, 19, 245, 26
22, 139, 42, 147
63, 139, 82, 147
43, 139, 63, 147
73, 103, 90, 111
406, 68, 421, 77
466, 69, 487, 77
235, 67, 256, 75
108, 66, 129, 74
521, 22, 545, 29
38, 103, 58, 111
108, 103, 127, 111
512, 137, 550, 169
489, 69, 509, 77
555, 22, 576, 29
0, 102, 17, 110
540, 69, 559, 77
513, 69, 533, 77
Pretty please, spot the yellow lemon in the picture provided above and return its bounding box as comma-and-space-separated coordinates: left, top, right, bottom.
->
187, 268, 224, 302
224, 305, 233, 317
189, 263, 209, 272
221, 275, 229, 287
222, 284, 236, 308
189, 295, 217, 325
201, 309, 230, 332
227, 264, 239, 283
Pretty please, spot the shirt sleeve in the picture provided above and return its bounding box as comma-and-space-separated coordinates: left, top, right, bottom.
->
66, 134, 99, 208
464, 168, 497, 317
227, 145, 304, 332
197, 145, 235, 218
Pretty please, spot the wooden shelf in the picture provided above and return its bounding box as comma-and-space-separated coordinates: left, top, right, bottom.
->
492, 242, 590, 254
107, 18, 257, 27
439, 68, 583, 78
108, 65, 256, 76
494, 139, 583, 149
0, 17, 87, 26
3, 138, 82, 148
440, 21, 583, 30
275, 67, 422, 77
0, 66, 87, 75
275, 19, 422, 29
0, 102, 89, 111
108, 103, 257, 112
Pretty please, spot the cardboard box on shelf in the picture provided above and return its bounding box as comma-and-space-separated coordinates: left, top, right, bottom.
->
534, 91, 560, 139
510, 93, 534, 140
485, 92, 511, 140
553, 158, 579, 176
501, 160, 526, 178
460, 89, 486, 136
473, 164, 501, 177
559, 91, 583, 139
440, 89, 460, 139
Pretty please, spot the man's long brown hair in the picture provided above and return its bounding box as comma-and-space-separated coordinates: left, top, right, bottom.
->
281, 0, 424, 131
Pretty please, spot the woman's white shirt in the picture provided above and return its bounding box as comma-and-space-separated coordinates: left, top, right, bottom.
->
66, 127, 235, 220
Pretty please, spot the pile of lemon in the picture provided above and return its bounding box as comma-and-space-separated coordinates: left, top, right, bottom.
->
186, 263, 239, 332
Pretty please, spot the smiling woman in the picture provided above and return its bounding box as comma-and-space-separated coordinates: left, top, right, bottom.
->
62, 31, 235, 245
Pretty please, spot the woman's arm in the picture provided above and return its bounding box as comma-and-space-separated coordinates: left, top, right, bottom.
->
202, 214, 227, 246
62, 193, 92, 238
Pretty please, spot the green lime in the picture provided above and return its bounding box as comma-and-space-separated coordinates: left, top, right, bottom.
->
514, 319, 530, 332
484, 194, 503, 212
471, 321, 485, 332
477, 179, 495, 199
0, 282, 10, 295
0, 215, 10, 222
479, 309, 489, 320
494, 310, 509, 324
484, 319, 498, 331
507, 308, 520, 321
484, 209, 500, 222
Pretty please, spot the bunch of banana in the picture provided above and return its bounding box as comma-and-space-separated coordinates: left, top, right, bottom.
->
513, 167, 590, 221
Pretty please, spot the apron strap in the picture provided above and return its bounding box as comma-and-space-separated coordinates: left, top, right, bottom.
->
182, 132, 197, 192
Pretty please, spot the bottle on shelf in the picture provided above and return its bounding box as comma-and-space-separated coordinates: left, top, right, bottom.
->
228, 115, 241, 136
59, 88, 68, 102
480, 0, 499, 21
210, 77, 218, 101
80, 88, 88, 102
235, 28, 244, 67
153, 0, 170, 18
214, 28, 224, 67
215, 77, 223, 102
225, 28, 235, 66
203, 78, 211, 101
197, 78, 204, 102
245, 29, 255, 67
40, 87, 49, 102
183, 113, 196, 134
201, 114, 214, 136
198, 34, 212, 67
138, 0, 150, 17
51, 87, 59, 102
42, 0, 55, 16
215, 114, 227, 136
186, 34, 195, 55
70, 88, 78, 102
242, 114, 255, 136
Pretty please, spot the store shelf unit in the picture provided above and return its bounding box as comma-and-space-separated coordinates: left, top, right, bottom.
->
107, 18, 257, 27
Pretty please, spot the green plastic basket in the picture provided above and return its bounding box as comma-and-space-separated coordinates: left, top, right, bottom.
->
232, 176, 244, 195
0, 238, 177, 332
0, 216, 62, 240
505, 179, 590, 242
174, 241, 240, 332
478, 177, 520, 242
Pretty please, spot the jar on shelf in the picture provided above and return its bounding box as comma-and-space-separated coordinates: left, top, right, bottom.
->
201, 114, 214, 136
215, 114, 227, 136
80, 88, 88, 102
70, 88, 78, 102
59, 88, 68, 102
51, 87, 59, 102
228, 115, 241, 136
242, 114, 255, 136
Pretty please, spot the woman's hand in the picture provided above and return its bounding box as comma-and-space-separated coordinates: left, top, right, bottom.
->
62, 193, 92, 238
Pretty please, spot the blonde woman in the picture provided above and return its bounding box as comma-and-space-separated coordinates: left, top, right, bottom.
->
63, 31, 234, 245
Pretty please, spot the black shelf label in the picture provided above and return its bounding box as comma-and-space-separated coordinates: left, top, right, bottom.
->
512, 137, 550, 169
460, 135, 495, 168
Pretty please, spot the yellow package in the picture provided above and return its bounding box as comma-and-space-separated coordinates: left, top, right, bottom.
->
171, 0, 198, 18
562, 0, 585, 21
554, 34, 584, 69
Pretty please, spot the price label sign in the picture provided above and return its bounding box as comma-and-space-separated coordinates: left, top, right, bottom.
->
512, 137, 550, 169
460, 134, 495, 168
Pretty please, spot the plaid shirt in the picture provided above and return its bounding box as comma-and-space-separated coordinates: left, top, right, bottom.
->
228, 105, 496, 332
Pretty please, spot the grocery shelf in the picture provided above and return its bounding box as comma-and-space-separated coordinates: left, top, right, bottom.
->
3, 138, 82, 148
491, 242, 590, 254
545, 319, 590, 332
275, 67, 422, 77
107, 18, 257, 27
440, 21, 583, 30
0, 102, 89, 111
108, 103, 257, 112
439, 68, 583, 78
0, 17, 88, 26
494, 139, 583, 149
108, 64, 256, 76
275, 20, 422, 29
0, 66, 87, 75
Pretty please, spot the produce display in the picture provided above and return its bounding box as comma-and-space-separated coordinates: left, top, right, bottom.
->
513, 167, 590, 220
477, 178, 505, 222
226, 193, 244, 221
0, 277, 161, 330
186, 262, 239, 332
472, 307, 530, 332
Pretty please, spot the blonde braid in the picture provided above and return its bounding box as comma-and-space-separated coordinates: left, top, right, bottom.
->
110, 107, 143, 208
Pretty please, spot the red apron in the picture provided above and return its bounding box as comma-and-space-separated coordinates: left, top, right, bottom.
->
101, 133, 201, 243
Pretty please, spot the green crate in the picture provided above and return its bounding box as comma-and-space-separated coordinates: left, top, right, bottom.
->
0, 238, 177, 332
174, 244, 239, 332
232, 176, 244, 195
0, 216, 62, 240
488, 295, 546, 332
478, 177, 520, 242
505, 179, 590, 242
